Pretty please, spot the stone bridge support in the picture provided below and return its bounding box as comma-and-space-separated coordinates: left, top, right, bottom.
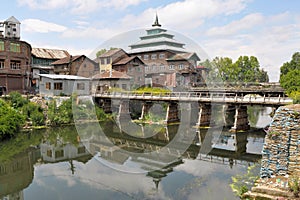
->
139, 101, 153, 120
95, 98, 112, 113
223, 105, 236, 127
164, 102, 179, 124
233, 133, 248, 154
230, 105, 250, 132
117, 100, 131, 121
196, 103, 212, 127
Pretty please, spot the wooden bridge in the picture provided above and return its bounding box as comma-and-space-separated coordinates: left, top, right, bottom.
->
93, 90, 293, 132
94, 91, 292, 106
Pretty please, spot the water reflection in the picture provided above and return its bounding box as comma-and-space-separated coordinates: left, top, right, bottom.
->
0, 120, 266, 200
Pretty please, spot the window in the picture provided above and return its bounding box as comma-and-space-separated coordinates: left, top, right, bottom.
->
10, 60, 21, 69
101, 58, 105, 65
77, 146, 86, 154
160, 65, 165, 71
106, 58, 110, 64
178, 64, 184, 70
169, 64, 175, 70
0, 60, 4, 69
45, 82, 51, 90
47, 149, 52, 157
152, 65, 156, 71
77, 83, 85, 90
0, 41, 4, 51
10, 43, 20, 53
122, 84, 127, 90
151, 54, 157, 60
55, 150, 64, 158
144, 55, 149, 60
54, 82, 63, 90
145, 66, 149, 71
159, 53, 165, 59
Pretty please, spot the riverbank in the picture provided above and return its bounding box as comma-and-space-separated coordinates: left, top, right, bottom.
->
243, 104, 300, 200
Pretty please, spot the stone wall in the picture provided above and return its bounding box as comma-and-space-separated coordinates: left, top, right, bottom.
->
260, 105, 300, 178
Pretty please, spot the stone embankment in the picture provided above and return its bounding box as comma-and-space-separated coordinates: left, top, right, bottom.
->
244, 104, 300, 200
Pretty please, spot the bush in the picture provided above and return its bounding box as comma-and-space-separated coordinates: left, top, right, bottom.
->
289, 91, 300, 104
8, 91, 28, 109
31, 110, 45, 126
47, 98, 74, 125
0, 99, 25, 139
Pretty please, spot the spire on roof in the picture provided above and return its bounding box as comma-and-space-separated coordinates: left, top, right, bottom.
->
152, 13, 161, 27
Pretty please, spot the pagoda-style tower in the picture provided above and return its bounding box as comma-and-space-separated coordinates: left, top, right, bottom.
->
128, 14, 186, 53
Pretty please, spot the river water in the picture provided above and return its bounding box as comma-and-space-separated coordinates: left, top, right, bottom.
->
0, 106, 272, 200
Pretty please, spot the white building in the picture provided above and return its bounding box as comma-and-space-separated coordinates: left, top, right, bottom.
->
39, 74, 90, 96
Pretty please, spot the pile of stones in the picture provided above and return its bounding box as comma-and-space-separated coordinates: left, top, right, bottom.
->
261, 106, 300, 178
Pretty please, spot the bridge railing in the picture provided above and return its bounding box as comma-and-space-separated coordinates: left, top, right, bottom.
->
94, 91, 293, 105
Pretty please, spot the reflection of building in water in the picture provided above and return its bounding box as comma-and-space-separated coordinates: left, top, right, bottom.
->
40, 141, 92, 163
0, 147, 40, 199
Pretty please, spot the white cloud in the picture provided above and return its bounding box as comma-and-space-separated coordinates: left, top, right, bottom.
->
18, 0, 70, 10
18, 0, 147, 13
22, 19, 67, 33
206, 13, 264, 36
200, 11, 300, 81
121, 0, 249, 30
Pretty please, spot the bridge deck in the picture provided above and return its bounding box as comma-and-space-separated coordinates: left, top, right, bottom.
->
94, 92, 292, 106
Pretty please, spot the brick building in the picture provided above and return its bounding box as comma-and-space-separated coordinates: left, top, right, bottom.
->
0, 16, 32, 94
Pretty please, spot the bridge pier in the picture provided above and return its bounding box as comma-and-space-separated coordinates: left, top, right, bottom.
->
230, 105, 250, 132
233, 132, 248, 154
164, 102, 179, 124
139, 101, 153, 120
223, 105, 235, 127
196, 104, 212, 127
117, 100, 131, 121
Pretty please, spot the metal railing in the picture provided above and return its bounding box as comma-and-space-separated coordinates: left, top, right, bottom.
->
94, 91, 293, 106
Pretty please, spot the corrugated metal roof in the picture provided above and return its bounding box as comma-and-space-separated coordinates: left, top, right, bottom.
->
51, 55, 82, 65
113, 56, 144, 65
32, 48, 70, 59
39, 74, 90, 80
167, 52, 200, 61
98, 48, 123, 58
92, 70, 131, 79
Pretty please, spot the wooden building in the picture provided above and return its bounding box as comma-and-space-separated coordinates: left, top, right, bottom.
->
52, 55, 98, 78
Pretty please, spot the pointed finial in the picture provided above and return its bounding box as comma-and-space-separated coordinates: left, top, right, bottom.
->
152, 13, 161, 27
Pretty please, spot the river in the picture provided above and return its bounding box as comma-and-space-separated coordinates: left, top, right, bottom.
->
0, 106, 272, 200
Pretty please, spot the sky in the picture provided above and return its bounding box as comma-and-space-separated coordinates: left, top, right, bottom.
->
1, 0, 300, 81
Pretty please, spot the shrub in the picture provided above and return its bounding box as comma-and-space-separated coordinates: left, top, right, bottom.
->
31, 110, 45, 126
0, 99, 25, 139
8, 91, 28, 109
288, 175, 300, 197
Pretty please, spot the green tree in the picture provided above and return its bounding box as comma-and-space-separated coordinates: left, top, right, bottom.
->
202, 56, 269, 84
0, 99, 25, 140
280, 52, 300, 100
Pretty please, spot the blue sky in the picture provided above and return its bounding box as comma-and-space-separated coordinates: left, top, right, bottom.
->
1, 0, 300, 81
